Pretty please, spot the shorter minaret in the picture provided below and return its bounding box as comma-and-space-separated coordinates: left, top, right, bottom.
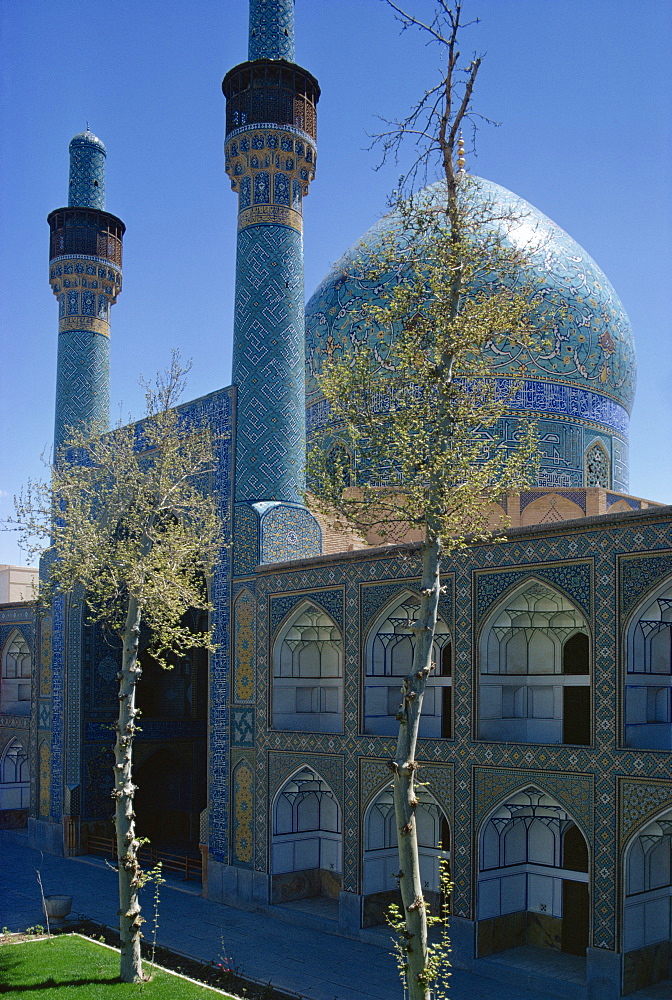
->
48, 130, 125, 454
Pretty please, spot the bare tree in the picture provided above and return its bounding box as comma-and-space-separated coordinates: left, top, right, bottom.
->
13, 355, 223, 983
308, 4, 550, 997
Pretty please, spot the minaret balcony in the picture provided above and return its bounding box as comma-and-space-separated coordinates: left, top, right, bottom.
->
223, 59, 319, 142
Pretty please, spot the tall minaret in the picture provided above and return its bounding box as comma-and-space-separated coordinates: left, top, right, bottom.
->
223, 0, 319, 507
48, 130, 125, 454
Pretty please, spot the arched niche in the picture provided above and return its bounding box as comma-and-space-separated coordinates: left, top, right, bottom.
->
272, 602, 343, 733
271, 765, 342, 904
364, 591, 451, 738
478, 580, 591, 745
585, 441, 610, 488
477, 786, 590, 959
624, 578, 672, 750
520, 495, 585, 527
1, 630, 31, 716
362, 782, 450, 927
622, 806, 672, 990
0, 738, 29, 814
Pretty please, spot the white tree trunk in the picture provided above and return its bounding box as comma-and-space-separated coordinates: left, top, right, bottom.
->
114, 595, 144, 983
392, 535, 441, 1000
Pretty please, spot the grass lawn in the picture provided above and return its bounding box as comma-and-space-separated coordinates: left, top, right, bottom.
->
0, 934, 238, 998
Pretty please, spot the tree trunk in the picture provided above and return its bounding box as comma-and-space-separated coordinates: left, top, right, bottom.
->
393, 534, 442, 1000
114, 595, 144, 983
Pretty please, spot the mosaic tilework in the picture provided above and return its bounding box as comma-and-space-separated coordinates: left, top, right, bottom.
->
260, 503, 321, 564
233, 504, 260, 577
65, 594, 84, 787
234, 589, 256, 701
232, 707, 255, 747
360, 579, 453, 635
270, 586, 343, 639
38, 740, 51, 819
306, 177, 635, 492
619, 550, 672, 620
39, 613, 52, 697
232, 224, 307, 503
520, 489, 587, 515
619, 777, 672, 848
268, 750, 345, 809
473, 767, 593, 836
68, 131, 106, 210
475, 559, 592, 625
607, 492, 641, 512
49, 595, 65, 822
248, 0, 295, 61
232, 758, 255, 866
245, 508, 671, 949
54, 329, 110, 453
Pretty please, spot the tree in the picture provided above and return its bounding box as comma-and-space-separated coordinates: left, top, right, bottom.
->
13, 355, 223, 983
307, 4, 552, 998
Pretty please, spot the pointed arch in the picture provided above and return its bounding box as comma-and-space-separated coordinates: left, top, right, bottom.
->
364, 590, 452, 738
1, 629, 31, 716
624, 576, 672, 750
622, 805, 672, 988
272, 601, 343, 733
0, 737, 29, 811
363, 780, 450, 898
478, 579, 591, 745
271, 765, 342, 903
477, 785, 590, 958
585, 440, 610, 488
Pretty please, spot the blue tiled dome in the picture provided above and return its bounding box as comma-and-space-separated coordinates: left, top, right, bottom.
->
305, 177, 636, 492
69, 129, 107, 154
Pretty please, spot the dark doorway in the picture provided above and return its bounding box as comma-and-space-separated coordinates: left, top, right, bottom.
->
562, 880, 589, 956
563, 686, 590, 744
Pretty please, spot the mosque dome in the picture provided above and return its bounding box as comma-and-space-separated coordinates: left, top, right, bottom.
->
69, 129, 107, 154
305, 176, 636, 492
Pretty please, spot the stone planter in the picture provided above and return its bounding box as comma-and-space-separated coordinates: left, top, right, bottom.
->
43, 894, 73, 922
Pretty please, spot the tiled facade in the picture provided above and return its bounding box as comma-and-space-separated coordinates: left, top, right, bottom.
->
0, 2, 669, 999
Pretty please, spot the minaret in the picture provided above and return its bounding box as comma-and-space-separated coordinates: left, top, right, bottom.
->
48, 130, 125, 454
223, 0, 319, 506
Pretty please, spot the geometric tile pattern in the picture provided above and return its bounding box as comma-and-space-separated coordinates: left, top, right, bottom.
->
240, 507, 672, 950
232, 758, 254, 866
260, 503, 321, 564
270, 587, 343, 639
475, 560, 592, 624
248, 0, 295, 61
619, 777, 672, 848
232, 707, 255, 747
234, 589, 256, 701
68, 131, 106, 210
232, 223, 307, 503
620, 550, 672, 620
54, 329, 110, 452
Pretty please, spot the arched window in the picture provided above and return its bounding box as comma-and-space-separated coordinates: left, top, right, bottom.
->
272, 604, 343, 733
0, 738, 29, 810
363, 785, 449, 898
477, 787, 589, 958
1, 630, 31, 716
479, 581, 590, 745
365, 593, 451, 737
624, 579, 672, 750
623, 807, 672, 988
271, 767, 342, 901
585, 442, 610, 488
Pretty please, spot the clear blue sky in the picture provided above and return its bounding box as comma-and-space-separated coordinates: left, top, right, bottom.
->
1, 0, 670, 565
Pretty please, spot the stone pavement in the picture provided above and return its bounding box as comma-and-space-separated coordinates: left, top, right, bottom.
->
0, 831, 658, 1000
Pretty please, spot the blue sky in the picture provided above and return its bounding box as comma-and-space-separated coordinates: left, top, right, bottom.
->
1, 0, 670, 565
